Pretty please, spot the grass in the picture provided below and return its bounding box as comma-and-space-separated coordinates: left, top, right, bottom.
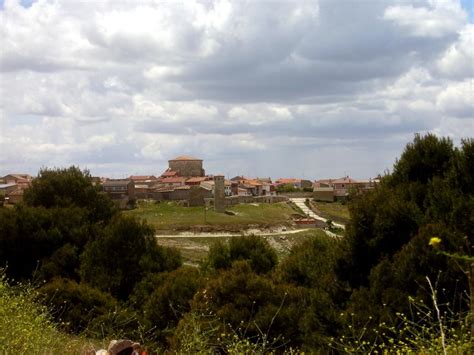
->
0, 275, 99, 354
156, 229, 328, 266
310, 200, 350, 224
124, 201, 297, 231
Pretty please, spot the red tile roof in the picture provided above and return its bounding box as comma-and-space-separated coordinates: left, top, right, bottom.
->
332, 176, 358, 184
160, 177, 186, 183
161, 169, 178, 177
186, 177, 208, 183
129, 175, 156, 181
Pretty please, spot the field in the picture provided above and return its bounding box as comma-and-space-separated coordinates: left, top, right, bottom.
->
156, 229, 328, 266
124, 201, 299, 232
309, 200, 350, 224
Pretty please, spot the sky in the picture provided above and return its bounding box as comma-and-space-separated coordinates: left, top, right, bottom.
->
0, 0, 473, 180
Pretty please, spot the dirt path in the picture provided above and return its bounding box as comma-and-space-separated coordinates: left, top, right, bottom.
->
155, 227, 312, 238
289, 198, 346, 230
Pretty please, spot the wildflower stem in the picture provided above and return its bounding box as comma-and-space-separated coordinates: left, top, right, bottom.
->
426, 276, 446, 355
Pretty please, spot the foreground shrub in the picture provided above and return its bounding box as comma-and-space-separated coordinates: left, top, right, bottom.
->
0, 275, 92, 353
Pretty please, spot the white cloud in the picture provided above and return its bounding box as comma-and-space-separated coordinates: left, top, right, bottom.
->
384, 0, 466, 38
0, 0, 473, 179
437, 80, 474, 118
436, 24, 474, 79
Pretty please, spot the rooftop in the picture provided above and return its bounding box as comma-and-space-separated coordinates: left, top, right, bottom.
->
102, 180, 132, 187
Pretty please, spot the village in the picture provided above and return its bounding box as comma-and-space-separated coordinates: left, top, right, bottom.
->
0, 155, 380, 210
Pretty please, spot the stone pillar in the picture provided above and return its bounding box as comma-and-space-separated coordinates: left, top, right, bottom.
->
214, 175, 225, 213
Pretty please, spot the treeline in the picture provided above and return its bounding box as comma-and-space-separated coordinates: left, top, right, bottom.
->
0, 134, 472, 352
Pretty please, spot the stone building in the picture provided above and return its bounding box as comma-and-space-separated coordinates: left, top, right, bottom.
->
102, 179, 135, 208
168, 156, 205, 177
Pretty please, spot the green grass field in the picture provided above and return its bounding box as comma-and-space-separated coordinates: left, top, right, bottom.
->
156, 229, 328, 266
124, 201, 297, 231
310, 201, 350, 224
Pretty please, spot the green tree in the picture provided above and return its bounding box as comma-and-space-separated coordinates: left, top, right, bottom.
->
205, 235, 277, 274
39, 278, 119, 334
24, 166, 116, 222
336, 134, 472, 346
277, 235, 344, 349
0, 206, 93, 280
132, 267, 201, 345
191, 261, 307, 351
80, 215, 181, 300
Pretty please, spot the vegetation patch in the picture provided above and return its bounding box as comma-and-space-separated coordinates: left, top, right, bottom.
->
309, 200, 350, 224
156, 229, 328, 266
0, 275, 98, 354
124, 201, 296, 231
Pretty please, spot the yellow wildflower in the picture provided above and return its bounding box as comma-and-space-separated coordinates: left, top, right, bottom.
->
429, 237, 442, 247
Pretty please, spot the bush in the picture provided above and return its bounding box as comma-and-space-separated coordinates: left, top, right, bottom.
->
39, 278, 119, 334
80, 215, 181, 300
0, 275, 93, 353
133, 267, 201, 345
205, 235, 277, 274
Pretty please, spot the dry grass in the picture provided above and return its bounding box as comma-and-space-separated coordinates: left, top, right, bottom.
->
124, 201, 296, 231
156, 229, 328, 266
310, 200, 350, 224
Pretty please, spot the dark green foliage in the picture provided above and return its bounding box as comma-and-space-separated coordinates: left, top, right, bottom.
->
339, 186, 421, 288
277, 236, 344, 349
206, 235, 277, 274
0, 206, 92, 281
278, 234, 341, 289
24, 166, 116, 222
338, 134, 472, 343
39, 278, 119, 334
191, 261, 307, 350
132, 267, 201, 344
390, 133, 454, 186
39, 244, 80, 281
276, 184, 300, 193
80, 215, 182, 300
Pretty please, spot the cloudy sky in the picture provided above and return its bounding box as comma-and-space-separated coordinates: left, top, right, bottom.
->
0, 0, 473, 179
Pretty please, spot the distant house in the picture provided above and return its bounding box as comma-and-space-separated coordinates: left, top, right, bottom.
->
5, 188, 24, 204
200, 180, 233, 196
158, 177, 186, 189
1, 174, 32, 189
129, 175, 157, 184
102, 179, 135, 208
0, 183, 18, 196
238, 187, 252, 196
313, 176, 379, 201
313, 187, 336, 202
185, 176, 209, 186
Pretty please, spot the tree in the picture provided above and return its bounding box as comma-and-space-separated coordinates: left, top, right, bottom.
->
190, 261, 307, 351
80, 215, 181, 300
205, 235, 277, 274
132, 267, 202, 345
336, 134, 472, 346
0, 205, 92, 280
24, 166, 116, 222
39, 278, 119, 334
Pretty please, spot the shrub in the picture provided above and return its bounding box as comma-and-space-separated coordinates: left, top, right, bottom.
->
0, 274, 93, 353
205, 235, 277, 274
